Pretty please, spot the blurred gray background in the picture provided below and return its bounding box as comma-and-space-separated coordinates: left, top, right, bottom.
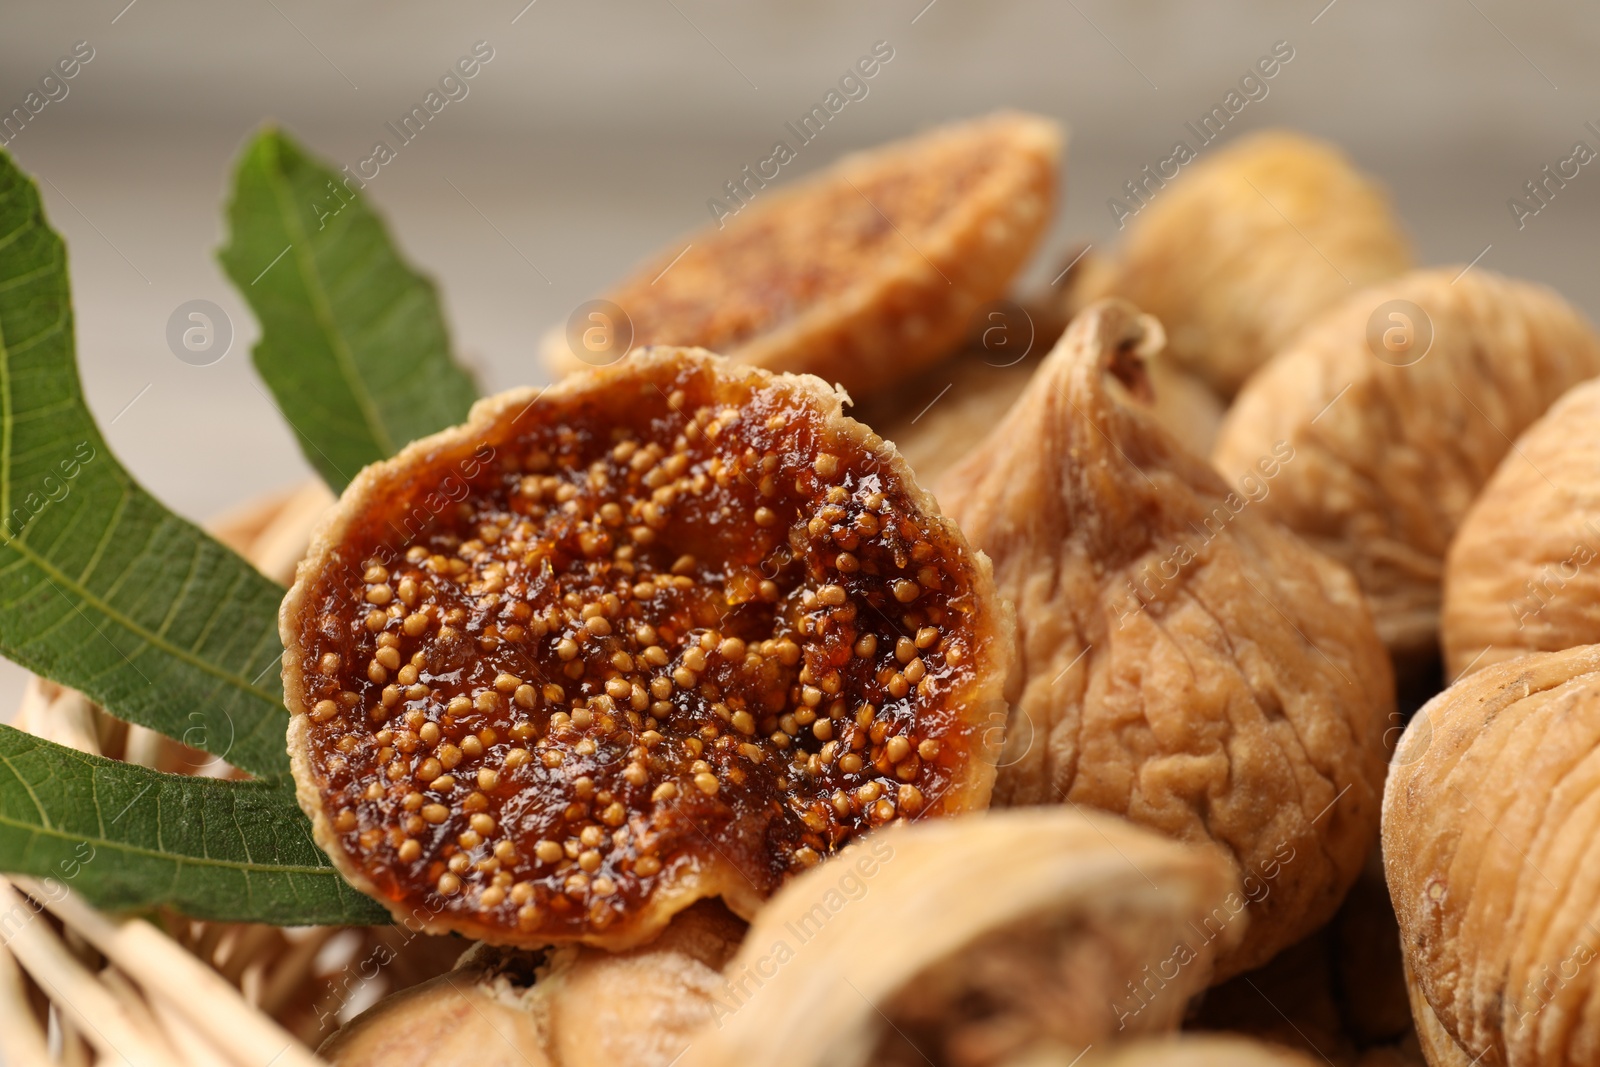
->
0, 0, 1596, 711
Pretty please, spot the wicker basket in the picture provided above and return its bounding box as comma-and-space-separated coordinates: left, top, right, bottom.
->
0, 483, 464, 1067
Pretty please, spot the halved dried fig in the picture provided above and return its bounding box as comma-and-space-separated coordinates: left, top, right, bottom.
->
940, 300, 1394, 979
1442, 375, 1600, 679
1383, 645, 1600, 1067
680, 808, 1243, 1067
1213, 269, 1600, 671
1073, 129, 1410, 397
282, 347, 1011, 949
542, 112, 1062, 397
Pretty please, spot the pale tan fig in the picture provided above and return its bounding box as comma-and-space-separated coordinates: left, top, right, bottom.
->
1383, 645, 1600, 1067
940, 299, 1395, 979
1443, 375, 1600, 679
856, 335, 1223, 487
543, 112, 1061, 398
680, 808, 1244, 1067
321, 949, 549, 1067
1073, 130, 1410, 396
324, 900, 745, 1067
1213, 268, 1600, 672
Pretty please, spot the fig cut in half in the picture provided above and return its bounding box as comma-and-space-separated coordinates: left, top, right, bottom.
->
281, 347, 1012, 948
543, 112, 1062, 398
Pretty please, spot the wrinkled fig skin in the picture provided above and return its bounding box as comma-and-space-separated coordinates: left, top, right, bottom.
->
539, 900, 745, 1067
679, 809, 1243, 1067
321, 951, 550, 1067
1384, 645, 1600, 1067
1443, 377, 1600, 680
1073, 130, 1410, 397
941, 300, 1395, 980
324, 900, 744, 1067
1213, 268, 1600, 673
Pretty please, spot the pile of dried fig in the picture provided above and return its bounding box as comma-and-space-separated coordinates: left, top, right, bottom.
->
939, 299, 1393, 980
292, 115, 1600, 1067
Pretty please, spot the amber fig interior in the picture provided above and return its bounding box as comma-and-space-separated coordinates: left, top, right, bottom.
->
281, 346, 1012, 949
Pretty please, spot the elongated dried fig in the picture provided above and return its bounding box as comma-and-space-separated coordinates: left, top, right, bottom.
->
1075, 130, 1410, 396
681, 808, 1243, 1067
543, 112, 1061, 397
1384, 645, 1600, 1067
323, 900, 745, 1067
940, 300, 1394, 979
1443, 375, 1600, 679
1213, 268, 1600, 671
283, 347, 1012, 949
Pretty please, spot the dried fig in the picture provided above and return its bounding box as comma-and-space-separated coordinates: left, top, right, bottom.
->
543, 112, 1061, 397
523, 898, 744, 1067
1074, 130, 1410, 396
1383, 645, 1600, 1067
323, 899, 745, 1067
1212, 268, 1600, 671
321, 953, 549, 1067
680, 808, 1244, 1067
940, 299, 1395, 979
282, 347, 1012, 949
1442, 375, 1600, 679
